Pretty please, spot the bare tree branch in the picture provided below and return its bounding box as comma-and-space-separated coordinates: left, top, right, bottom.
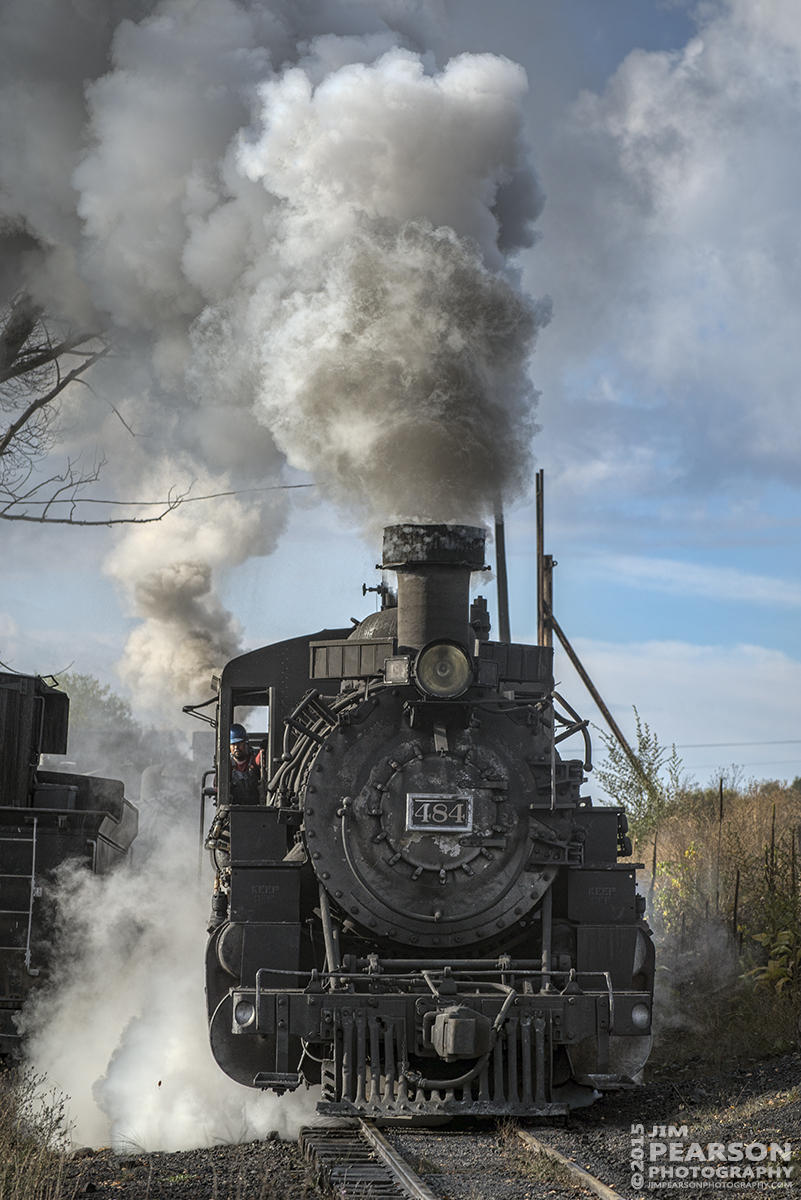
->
0, 505, 183, 526
0, 293, 175, 526
0, 331, 103, 385
101, 395, 141, 438
0, 347, 110, 458
0, 294, 315, 526
2, 481, 314, 507
0, 478, 314, 523
0, 295, 43, 372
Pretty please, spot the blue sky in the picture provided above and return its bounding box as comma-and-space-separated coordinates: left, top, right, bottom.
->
1, 0, 800, 790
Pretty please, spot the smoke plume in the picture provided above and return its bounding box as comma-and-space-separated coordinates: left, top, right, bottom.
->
0, 0, 547, 713
195, 42, 549, 524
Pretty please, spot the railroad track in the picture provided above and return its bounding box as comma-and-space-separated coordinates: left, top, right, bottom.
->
517, 1128, 623, 1199
300, 1119, 625, 1200
301, 1120, 439, 1200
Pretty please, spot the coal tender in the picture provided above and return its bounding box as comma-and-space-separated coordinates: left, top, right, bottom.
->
202, 524, 654, 1118
0, 673, 138, 1058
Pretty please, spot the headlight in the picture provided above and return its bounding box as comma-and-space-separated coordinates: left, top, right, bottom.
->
414, 640, 473, 699
631, 1003, 651, 1030
234, 1000, 255, 1027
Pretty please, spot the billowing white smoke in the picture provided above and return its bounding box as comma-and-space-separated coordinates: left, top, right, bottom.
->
198, 46, 550, 525
196, 218, 546, 526
4, 0, 548, 1150
1, 0, 547, 713
77, 30, 548, 532
20, 806, 319, 1150
119, 560, 243, 707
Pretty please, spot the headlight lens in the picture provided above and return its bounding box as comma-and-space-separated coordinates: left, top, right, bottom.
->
234, 1000, 255, 1027
631, 1002, 651, 1030
414, 641, 473, 699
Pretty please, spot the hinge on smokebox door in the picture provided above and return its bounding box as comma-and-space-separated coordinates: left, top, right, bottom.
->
525, 815, 584, 868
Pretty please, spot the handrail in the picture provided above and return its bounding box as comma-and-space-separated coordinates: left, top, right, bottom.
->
24, 817, 38, 975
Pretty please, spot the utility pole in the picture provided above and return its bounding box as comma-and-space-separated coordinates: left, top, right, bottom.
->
536, 470, 554, 648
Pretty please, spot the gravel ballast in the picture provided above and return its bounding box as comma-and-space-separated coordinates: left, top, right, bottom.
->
65, 1052, 800, 1199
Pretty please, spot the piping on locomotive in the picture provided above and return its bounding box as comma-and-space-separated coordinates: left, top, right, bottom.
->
196, 524, 654, 1118
0, 673, 139, 1058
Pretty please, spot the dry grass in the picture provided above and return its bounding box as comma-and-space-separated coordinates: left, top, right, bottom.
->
495, 1123, 582, 1190
402, 1152, 444, 1175
649, 979, 797, 1067
634, 779, 801, 1064
0, 1071, 71, 1200
636, 780, 800, 931
514, 1148, 577, 1187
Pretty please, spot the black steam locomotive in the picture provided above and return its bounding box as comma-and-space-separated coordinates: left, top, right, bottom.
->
200, 524, 654, 1118
0, 673, 138, 1057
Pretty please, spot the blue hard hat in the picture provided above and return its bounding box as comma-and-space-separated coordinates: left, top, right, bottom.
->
230, 723, 248, 743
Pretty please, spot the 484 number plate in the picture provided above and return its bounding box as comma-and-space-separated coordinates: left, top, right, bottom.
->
406, 793, 473, 832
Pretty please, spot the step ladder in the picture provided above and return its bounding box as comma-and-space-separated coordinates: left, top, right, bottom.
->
0, 816, 41, 982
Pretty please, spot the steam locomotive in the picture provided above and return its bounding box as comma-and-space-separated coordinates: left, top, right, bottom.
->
200, 524, 654, 1118
0, 673, 138, 1057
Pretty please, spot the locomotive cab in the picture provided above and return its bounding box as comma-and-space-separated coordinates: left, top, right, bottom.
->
201, 524, 654, 1118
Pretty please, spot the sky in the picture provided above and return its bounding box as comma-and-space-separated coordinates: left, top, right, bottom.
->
1, 0, 800, 792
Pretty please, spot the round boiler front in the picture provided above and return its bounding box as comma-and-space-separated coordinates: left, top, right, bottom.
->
301, 691, 557, 947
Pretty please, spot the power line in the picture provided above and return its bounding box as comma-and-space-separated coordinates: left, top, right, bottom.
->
675, 739, 801, 748
558, 735, 801, 750
12, 483, 315, 507
688, 760, 801, 771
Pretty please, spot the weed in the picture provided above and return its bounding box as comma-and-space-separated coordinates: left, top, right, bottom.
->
406, 1154, 443, 1174
514, 1146, 576, 1187
0, 1071, 71, 1200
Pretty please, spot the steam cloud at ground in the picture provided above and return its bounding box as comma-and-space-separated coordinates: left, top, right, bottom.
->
20, 793, 319, 1150
0, 0, 548, 715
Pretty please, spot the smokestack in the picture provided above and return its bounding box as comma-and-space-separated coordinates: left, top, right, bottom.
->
382, 524, 486, 653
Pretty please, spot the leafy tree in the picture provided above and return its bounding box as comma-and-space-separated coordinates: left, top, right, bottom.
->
53, 672, 141, 734
594, 706, 684, 839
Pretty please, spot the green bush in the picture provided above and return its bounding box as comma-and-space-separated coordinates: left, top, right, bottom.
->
594, 708, 684, 840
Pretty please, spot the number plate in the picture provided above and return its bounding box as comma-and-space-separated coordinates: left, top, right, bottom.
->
406, 794, 473, 832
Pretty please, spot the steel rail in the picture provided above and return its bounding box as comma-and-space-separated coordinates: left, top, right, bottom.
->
359, 1120, 439, 1200
517, 1128, 624, 1200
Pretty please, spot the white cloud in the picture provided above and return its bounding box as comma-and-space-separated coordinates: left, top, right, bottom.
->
555, 637, 801, 786
590, 554, 801, 607
532, 0, 801, 494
